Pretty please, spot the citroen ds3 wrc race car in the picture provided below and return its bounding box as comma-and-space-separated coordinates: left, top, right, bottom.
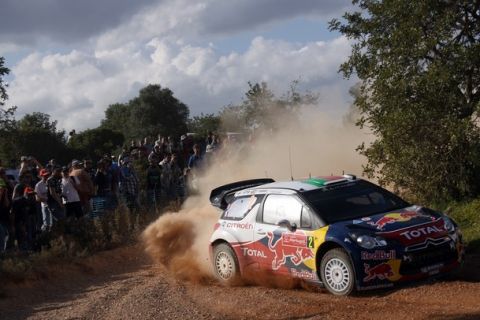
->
208, 175, 464, 295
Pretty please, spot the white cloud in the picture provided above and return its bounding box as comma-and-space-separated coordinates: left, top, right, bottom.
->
5, 0, 355, 132
8, 34, 353, 131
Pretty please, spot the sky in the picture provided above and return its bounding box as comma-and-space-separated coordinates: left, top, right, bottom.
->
0, 0, 356, 131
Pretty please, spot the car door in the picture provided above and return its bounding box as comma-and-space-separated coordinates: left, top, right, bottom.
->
221, 194, 267, 273
254, 194, 316, 276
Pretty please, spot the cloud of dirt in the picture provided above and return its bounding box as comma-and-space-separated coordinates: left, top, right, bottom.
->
142, 106, 372, 285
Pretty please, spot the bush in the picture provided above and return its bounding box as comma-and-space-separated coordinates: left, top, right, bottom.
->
442, 200, 480, 253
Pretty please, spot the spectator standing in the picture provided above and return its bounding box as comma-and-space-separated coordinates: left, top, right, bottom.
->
146, 160, 162, 209
119, 160, 139, 211
67, 130, 76, 143
210, 134, 220, 151
0, 168, 11, 253
104, 157, 119, 206
35, 169, 53, 231
94, 159, 117, 211
11, 187, 36, 251
61, 167, 83, 219
159, 153, 172, 197
24, 187, 37, 250
118, 147, 129, 165
70, 160, 95, 214
158, 137, 168, 154
187, 144, 203, 170
138, 139, 148, 158
19, 156, 42, 185
180, 134, 194, 168
169, 154, 183, 201
154, 134, 162, 146
94, 160, 109, 196
166, 136, 178, 154
47, 167, 65, 221
129, 140, 138, 154
83, 159, 95, 181
46, 159, 56, 171
19, 156, 31, 176
148, 144, 163, 165
143, 137, 153, 155
206, 131, 214, 145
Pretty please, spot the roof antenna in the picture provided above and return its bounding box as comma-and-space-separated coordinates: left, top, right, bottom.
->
289, 145, 294, 181
342, 170, 345, 175
309, 172, 311, 178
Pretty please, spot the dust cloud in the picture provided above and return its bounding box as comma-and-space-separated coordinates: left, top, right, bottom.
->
142, 106, 372, 283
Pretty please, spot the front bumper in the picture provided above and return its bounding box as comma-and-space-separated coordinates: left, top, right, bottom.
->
354, 232, 463, 290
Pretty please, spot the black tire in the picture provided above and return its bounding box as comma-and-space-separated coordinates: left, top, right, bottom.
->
212, 243, 240, 284
320, 248, 355, 296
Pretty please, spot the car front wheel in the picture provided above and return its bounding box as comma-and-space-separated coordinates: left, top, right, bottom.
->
213, 243, 240, 283
320, 248, 355, 296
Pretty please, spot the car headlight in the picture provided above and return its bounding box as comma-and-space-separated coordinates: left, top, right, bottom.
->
442, 216, 455, 233
350, 233, 387, 249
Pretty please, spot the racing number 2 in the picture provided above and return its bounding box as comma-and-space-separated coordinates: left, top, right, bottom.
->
307, 236, 314, 249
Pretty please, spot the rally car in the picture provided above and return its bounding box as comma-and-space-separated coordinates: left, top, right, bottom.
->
208, 175, 464, 295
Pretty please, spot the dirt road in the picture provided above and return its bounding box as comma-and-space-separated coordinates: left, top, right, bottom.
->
1, 246, 479, 320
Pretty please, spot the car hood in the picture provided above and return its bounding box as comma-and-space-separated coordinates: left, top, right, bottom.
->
343, 206, 448, 246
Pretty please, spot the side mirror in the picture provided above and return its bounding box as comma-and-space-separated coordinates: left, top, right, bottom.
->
278, 219, 297, 232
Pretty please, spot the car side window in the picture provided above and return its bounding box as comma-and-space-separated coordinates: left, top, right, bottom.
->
222, 195, 264, 220
263, 195, 302, 226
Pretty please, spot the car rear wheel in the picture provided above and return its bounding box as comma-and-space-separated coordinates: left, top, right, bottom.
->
320, 248, 355, 296
213, 243, 240, 283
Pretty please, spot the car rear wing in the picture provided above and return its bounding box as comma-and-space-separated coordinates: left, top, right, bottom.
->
209, 178, 275, 210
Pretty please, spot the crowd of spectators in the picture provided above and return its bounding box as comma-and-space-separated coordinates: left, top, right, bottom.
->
0, 132, 224, 254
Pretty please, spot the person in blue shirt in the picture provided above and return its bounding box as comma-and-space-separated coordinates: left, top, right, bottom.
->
187, 144, 202, 169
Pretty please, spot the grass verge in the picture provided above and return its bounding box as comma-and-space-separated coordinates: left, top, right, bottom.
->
432, 199, 480, 253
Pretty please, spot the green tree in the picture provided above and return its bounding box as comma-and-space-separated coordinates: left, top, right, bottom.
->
0, 106, 17, 164
130, 84, 189, 138
18, 112, 64, 138
101, 103, 131, 138
0, 58, 18, 163
330, 0, 480, 201
69, 128, 124, 160
101, 85, 189, 140
220, 80, 318, 132
187, 113, 221, 136
243, 81, 275, 129
0, 57, 9, 106
15, 113, 70, 164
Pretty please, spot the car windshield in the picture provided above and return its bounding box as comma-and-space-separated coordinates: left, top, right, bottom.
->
302, 180, 409, 224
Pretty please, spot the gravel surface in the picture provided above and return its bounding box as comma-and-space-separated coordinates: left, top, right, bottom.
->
1, 246, 479, 320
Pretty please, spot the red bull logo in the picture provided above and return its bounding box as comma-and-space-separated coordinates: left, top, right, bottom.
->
372, 211, 419, 229
363, 262, 394, 282
266, 232, 314, 270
